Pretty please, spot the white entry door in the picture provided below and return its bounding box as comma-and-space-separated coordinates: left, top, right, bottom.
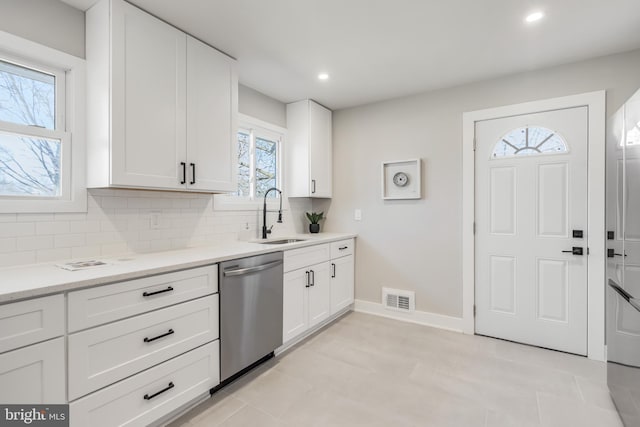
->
475, 106, 588, 355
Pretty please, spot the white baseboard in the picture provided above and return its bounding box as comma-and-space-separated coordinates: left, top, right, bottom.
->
354, 299, 464, 333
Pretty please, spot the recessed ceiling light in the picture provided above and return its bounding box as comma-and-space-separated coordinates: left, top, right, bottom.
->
525, 11, 544, 23
318, 73, 329, 81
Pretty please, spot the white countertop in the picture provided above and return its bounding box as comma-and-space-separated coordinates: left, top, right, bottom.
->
0, 233, 356, 304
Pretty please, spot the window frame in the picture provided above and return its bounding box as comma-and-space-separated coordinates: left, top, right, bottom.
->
214, 114, 286, 211
0, 30, 86, 213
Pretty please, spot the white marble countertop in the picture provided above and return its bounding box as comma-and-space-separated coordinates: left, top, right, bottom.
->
0, 232, 356, 304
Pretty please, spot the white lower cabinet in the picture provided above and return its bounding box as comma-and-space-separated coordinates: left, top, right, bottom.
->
330, 255, 354, 314
282, 240, 355, 344
282, 261, 331, 343
68, 294, 218, 400
70, 341, 219, 427
0, 338, 66, 404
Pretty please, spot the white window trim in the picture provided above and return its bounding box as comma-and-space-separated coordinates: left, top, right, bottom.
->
214, 114, 287, 211
0, 30, 86, 213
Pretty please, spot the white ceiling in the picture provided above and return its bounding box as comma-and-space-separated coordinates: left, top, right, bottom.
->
62, 0, 640, 110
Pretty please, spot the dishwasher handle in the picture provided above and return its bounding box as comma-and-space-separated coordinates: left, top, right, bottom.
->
223, 259, 283, 277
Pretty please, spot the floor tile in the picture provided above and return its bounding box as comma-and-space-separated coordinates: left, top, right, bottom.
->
170, 312, 623, 427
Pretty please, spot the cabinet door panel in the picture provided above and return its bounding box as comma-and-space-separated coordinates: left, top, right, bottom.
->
0, 338, 65, 404
187, 37, 237, 192
283, 269, 308, 343
309, 101, 332, 197
308, 262, 331, 328
111, 0, 186, 189
331, 255, 354, 314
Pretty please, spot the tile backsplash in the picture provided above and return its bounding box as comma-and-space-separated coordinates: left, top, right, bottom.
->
0, 189, 311, 268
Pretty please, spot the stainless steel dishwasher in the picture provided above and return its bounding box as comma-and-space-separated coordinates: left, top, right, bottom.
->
217, 251, 283, 385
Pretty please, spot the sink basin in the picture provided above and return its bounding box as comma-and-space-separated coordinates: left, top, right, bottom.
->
257, 238, 307, 245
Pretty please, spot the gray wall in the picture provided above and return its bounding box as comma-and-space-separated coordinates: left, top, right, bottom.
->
315, 48, 640, 318
239, 84, 286, 128
0, 0, 85, 58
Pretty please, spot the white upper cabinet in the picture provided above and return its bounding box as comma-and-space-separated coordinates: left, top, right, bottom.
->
186, 36, 238, 192
86, 0, 237, 192
286, 100, 332, 198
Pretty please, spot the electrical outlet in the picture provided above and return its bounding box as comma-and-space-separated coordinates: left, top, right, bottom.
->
354, 209, 362, 221
150, 212, 161, 230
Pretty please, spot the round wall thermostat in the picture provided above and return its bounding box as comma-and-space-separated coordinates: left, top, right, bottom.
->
393, 172, 409, 187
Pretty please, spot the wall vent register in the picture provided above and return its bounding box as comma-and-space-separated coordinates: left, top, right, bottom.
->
382, 287, 415, 313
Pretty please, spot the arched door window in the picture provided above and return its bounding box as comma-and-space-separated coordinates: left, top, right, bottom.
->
491, 126, 568, 158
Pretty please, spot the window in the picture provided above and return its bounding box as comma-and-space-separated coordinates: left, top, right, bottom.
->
215, 114, 285, 210
0, 33, 85, 212
492, 126, 568, 159
235, 117, 282, 200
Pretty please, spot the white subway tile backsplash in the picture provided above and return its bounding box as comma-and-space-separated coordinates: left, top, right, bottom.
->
0, 238, 16, 253
37, 248, 71, 263
54, 233, 86, 248
0, 251, 36, 267
0, 188, 308, 268
71, 245, 101, 260
0, 214, 17, 223
0, 222, 35, 238
36, 221, 70, 235
17, 236, 54, 251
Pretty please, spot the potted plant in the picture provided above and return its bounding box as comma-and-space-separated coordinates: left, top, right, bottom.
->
305, 211, 324, 233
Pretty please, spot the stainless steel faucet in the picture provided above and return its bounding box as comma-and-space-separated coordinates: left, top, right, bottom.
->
262, 187, 283, 239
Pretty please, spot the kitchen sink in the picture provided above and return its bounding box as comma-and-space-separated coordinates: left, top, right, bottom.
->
257, 238, 307, 244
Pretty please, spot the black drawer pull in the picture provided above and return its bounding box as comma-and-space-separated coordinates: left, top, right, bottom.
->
339, 246, 348, 250
180, 162, 186, 184
144, 382, 174, 400
142, 286, 174, 297
190, 163, 196, 185
144, 329, 174, 343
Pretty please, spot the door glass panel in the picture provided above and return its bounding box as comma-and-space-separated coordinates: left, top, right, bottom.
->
492, 126, 568, 158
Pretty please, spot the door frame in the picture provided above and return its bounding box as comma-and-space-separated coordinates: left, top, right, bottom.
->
462, 91, 606, 361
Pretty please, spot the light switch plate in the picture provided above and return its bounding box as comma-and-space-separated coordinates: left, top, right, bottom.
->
354, 209, 362, 221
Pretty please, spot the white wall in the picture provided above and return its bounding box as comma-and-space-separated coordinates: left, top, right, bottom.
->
0, 0, 85, 58
316, 48, 640, 318
239, 84, 287, 128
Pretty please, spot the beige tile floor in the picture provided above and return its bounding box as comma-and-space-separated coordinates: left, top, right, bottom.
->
168, 312, 623, 427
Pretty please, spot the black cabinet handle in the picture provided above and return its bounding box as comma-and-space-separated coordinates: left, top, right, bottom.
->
144, 329, 174, 343
311, 179, 316, 194
190, 163, 196, 185
142, 286, 174, 297
305, 271, 310, 288
331, 263, 336, 278
144, 382, 174, 400
180, 162, 186, 184
338, 246, 348, 250
310, 269, 315, 286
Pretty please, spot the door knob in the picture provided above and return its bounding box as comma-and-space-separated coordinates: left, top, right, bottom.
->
607, 249, 627, 258
562, 247, 583, 255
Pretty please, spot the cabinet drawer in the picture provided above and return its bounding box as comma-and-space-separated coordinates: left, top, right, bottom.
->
284, 243, 330, 272
0, 338, 66, 404
70, 341, 219, 427
330, 239, 354, 259
0, 294, 64, 353
68, 264, 218, 332
68, 295, 218, 400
